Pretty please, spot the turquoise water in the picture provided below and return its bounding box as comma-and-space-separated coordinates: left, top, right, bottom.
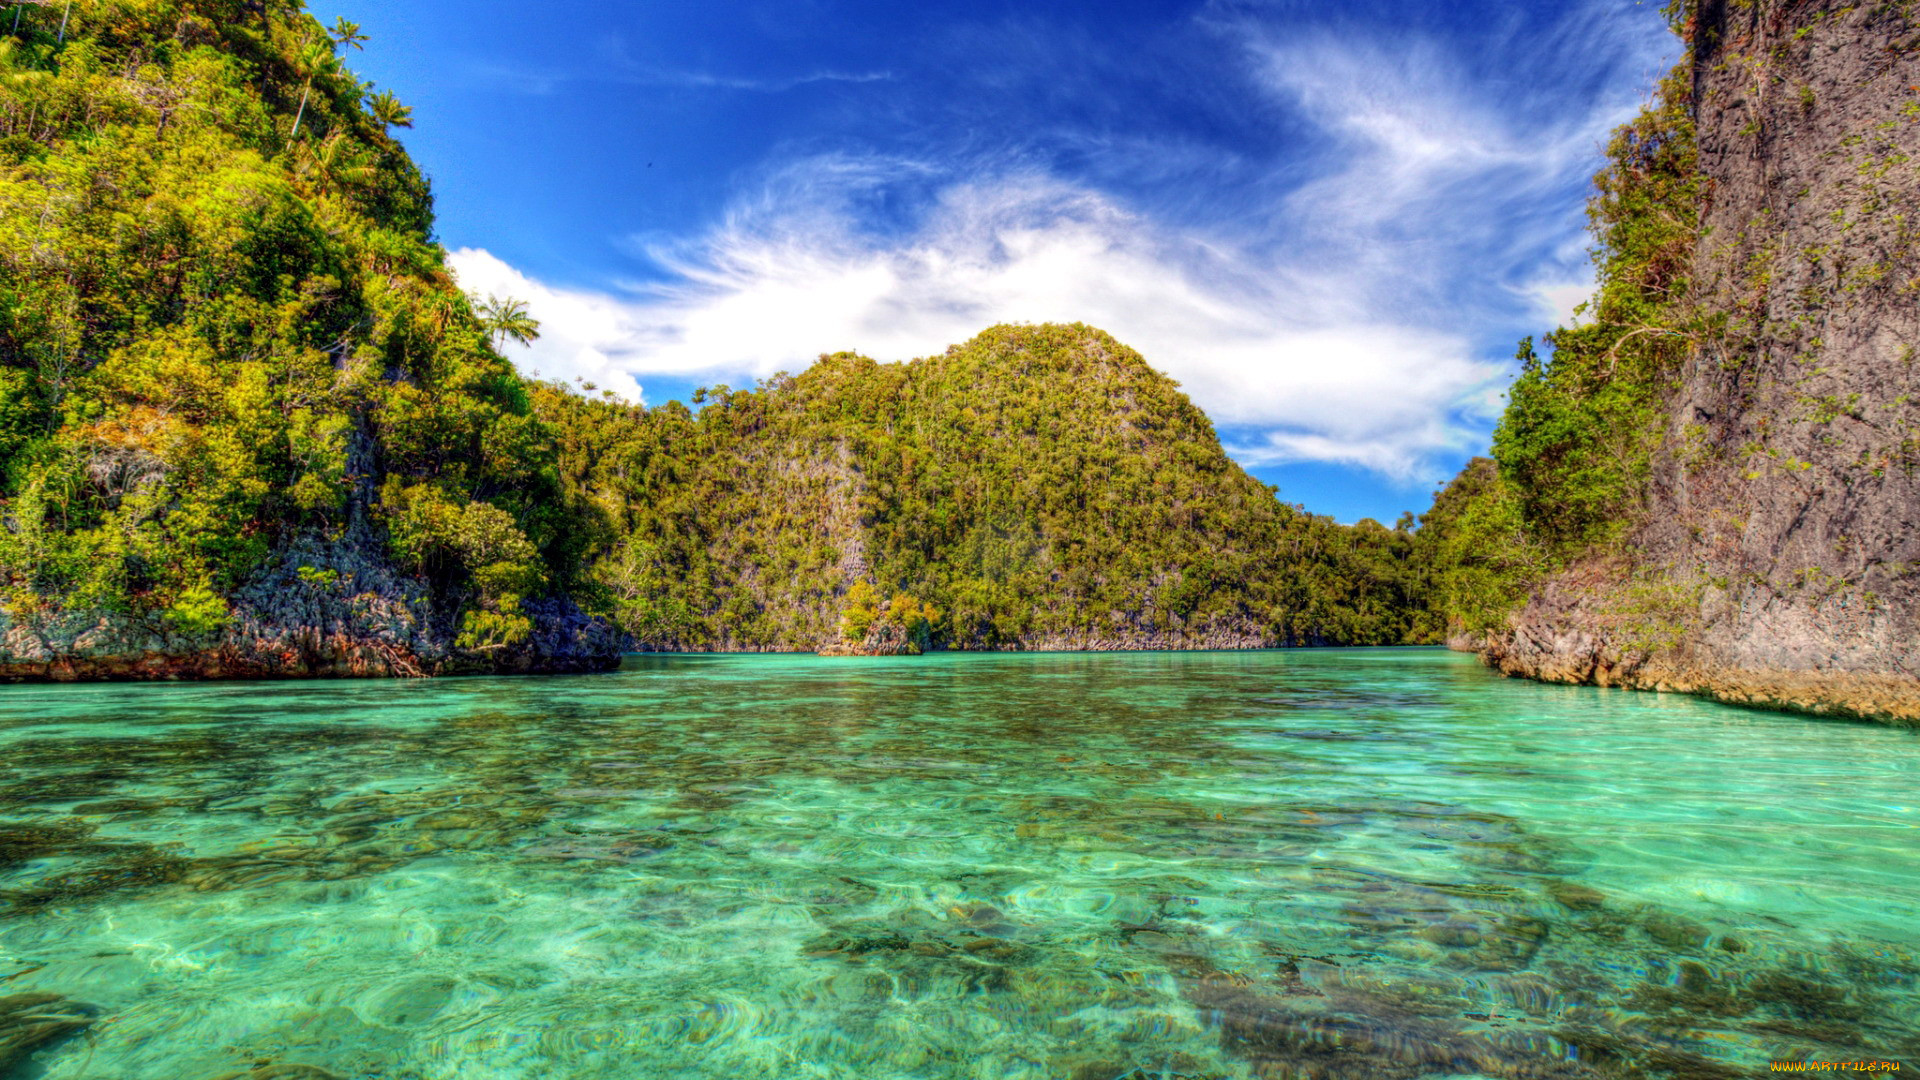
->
0, 649, 1915, 1079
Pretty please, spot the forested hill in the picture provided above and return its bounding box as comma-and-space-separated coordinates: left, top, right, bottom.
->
535, 323, 1435, 653
0, 1, 1438, 679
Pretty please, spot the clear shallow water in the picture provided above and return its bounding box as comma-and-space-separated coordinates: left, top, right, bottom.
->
0, 648, 1915, 1080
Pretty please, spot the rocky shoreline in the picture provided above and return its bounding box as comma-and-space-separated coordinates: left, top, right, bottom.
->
1454, 572, 1920, 727
0, 602, 624, 682
1467, 634, 1920, 728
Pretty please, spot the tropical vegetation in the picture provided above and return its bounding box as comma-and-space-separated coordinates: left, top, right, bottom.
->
531, 324, 1438, 651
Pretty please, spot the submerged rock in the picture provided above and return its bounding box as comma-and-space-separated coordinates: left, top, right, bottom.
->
1548, 882, 1608, 912
206, 1065, 346, 1080
0, 992, 95, 1075
1644, 912, 1711, 951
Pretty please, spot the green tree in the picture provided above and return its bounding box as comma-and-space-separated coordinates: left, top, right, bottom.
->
330, 17, 368, 53
0, 0, 585, 666
1420, 55, 1699, 636
287, 36, 342, 144
478, 295, 541, 348
368, 90, 413, 133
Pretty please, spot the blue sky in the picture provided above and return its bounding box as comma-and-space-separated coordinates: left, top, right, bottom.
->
320, 0, 1677, 524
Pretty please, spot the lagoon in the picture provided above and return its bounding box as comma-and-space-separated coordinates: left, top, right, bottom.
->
0, 649, 1915, 1078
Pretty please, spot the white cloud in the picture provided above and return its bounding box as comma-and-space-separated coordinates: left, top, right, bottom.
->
451, 172, 1506, 478
1517, 227, 1605, 330
642, 68, 894, 92
450, 250, 648, 401
1524, 276, 1595, 329
462, 60, 892, 97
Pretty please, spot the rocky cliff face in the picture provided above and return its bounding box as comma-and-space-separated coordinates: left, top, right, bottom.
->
1486, 0, 1920, 723
0, 433, 623, 683
0, 525, 624, 683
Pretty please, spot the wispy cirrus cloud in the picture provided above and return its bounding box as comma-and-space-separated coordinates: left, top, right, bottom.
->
464, 60, 892, 96
642, 68, 894, 92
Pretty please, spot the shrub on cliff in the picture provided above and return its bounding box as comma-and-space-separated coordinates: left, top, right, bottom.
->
836, 581, 939, 654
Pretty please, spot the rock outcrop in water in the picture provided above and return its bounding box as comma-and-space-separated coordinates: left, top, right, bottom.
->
1471, 0, 1920, 724
0, 589, 619, 682
816, 585, 936, 656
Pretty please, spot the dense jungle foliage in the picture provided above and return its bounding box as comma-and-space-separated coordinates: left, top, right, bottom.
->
1417, 48, 1700, 636
534, 324, 1439, 651
0, 0, 580, 649
0, 0, 1440, 657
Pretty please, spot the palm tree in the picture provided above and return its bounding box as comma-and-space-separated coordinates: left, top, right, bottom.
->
296, 130, 376, 196
329, 17, 367, 52
368, 89, 413, 133
477, 295, 541, 349
287, 36, 341, 144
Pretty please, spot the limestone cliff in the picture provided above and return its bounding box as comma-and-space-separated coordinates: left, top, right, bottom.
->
1485, 0, 1920, 723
